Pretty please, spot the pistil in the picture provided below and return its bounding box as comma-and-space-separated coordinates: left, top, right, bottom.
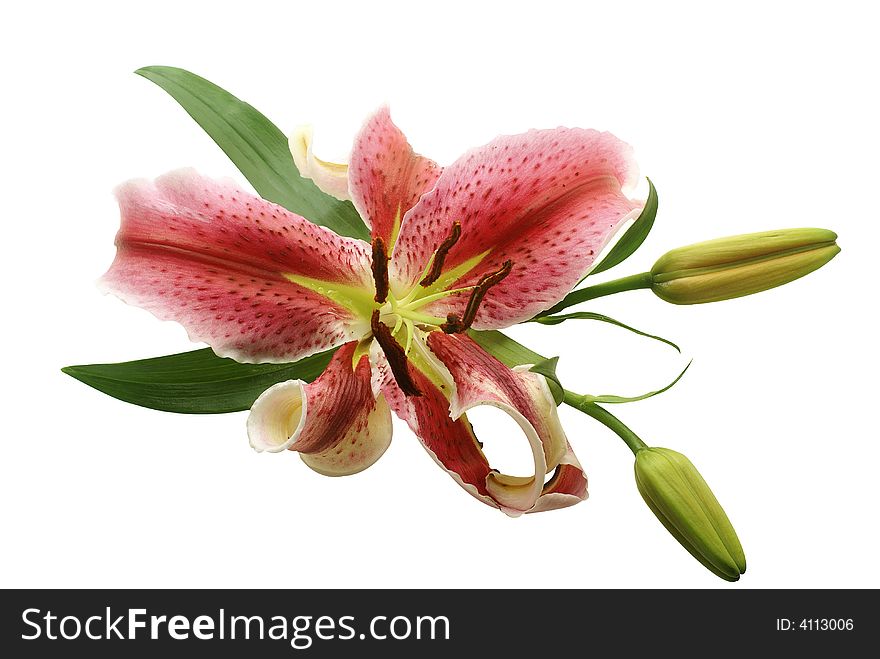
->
371, 309, 422, 397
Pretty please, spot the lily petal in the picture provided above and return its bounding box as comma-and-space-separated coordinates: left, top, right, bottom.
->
373, 339, 496, 508
427, 332, 587, 514
390, 128, 643, 326
349, 107, 442, 246
375, 331, 587, 515
289, 125, 352, 201
248, 341, 392, 476
529, 444, 589, 513
101, 169, 374, 363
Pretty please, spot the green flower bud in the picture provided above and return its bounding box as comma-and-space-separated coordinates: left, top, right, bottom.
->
634, 447, 746, 581
650, 228, 839, 304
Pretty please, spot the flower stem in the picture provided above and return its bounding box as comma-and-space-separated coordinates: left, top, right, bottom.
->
539, 272, 653, 317
562, 389, 648, 454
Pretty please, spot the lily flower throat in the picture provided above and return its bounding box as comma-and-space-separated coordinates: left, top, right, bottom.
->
366, 221, 513, 397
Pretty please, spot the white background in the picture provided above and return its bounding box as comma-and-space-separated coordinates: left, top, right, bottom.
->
2, 1, 877, 589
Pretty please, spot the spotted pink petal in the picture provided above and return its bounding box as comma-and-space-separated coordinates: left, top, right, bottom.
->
101, 169, 374, 363
375, 332, 587, 516
248, 342, 392, 476
427, 331, 587, 514
389, 128, 643, 327
349, 107, 442, 246
373, 342, 495, 507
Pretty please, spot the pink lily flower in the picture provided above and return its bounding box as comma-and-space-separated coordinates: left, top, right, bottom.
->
102, 108, 644, 516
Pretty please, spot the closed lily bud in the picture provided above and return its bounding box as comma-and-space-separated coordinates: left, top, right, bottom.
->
634, 447, 746, 581
650, 228, 839, 304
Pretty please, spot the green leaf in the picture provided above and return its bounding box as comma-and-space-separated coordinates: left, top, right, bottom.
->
135, 66, 370, 241
588, 178, 658, 276
532, 311, 680, 352
529, 357, 565, 405
62, 348, 336, 414
580, 360, 692, 405
467, 330, 547, 367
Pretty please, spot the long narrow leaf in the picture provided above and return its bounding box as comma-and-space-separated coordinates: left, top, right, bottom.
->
472, 329, 688, 409
588, 178, 658, 276
468, 330, 547, 367
62, 348, 336, 414
579, 360, 692, 405
136, 65, 370, 241
532, 310, 680, 352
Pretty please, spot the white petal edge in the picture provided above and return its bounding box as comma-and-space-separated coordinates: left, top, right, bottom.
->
246, 380, 308, 453
450, 394, 548, 517
289, 125, 351, 201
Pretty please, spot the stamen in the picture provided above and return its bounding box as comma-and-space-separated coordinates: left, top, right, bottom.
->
391, 314, 404, 336
371, 237, 390, 303
371, 310, 422, 397
441, 260, 513, 334
441, 312, 465, 334
403, 319, 415, 355
405, 285, 477, 312
420, 221, 462, 287
394, 308, 447, 326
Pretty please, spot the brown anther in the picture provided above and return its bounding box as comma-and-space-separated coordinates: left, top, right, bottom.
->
440, 313, 465, 334
420, 221, 462, 287
371, 237, 390, 303
371, 309, 422, 397
441, 260, 513, 334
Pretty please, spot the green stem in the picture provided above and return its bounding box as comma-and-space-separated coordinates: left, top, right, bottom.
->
539, 272, 653, 317
563, 389, 648, 454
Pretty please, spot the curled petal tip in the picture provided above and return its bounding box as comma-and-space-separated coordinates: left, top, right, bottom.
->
247, 344, 392, 475
289, 125, 351, 201
247, 381, 308, 453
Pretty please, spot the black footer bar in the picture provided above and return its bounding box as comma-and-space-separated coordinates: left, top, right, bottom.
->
1, 589, 872, 656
